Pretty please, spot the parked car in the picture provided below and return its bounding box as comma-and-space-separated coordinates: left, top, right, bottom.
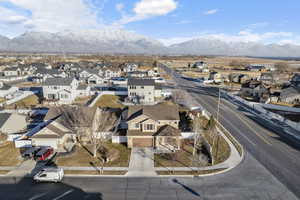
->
34, 147, 53, 161
22, 147, 41, 159
33, 168, 64, 183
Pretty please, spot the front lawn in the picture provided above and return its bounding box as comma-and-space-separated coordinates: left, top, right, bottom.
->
0, 142, 23, 166
154, 141, 210, 168
156, 168, 226, 175
56, 142, 130, 167
7, 95, 39, 109
93, 95, 124, 109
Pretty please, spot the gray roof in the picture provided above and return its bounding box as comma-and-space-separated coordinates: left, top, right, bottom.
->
0, 113, 11, 128
128, 78, 155, 86
281, 86, 300, 98
43, 78, 75, 86
0, 83, 12, 90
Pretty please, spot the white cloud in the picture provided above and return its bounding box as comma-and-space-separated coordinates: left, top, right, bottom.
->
159, 30, 296, 46
0, 0, 104, 36
116, 3, 124, 12
203, 9, 218, 15
115, 0, 177, 25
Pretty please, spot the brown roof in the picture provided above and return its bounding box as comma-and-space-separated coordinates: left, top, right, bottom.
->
127, 103, 179, 122
44, 106, 97, 130
154, 125, 181, 137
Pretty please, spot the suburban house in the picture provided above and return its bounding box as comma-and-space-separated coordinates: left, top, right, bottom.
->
209, 72, 223, 82
126, 103, 182, 151
32, 68, 67, 83
246, 65, 266, 72
260, 72, 290, 85
42, 77, 79, 104
2, 67, 21, 77
193, 61, 209, 72
127, 71, 148, 78
280, 86, 300, 104
0, 113, 27, 135
31, 106, 119, 152
229, 73, 251, 84
291, 73, 300, 87
240, 81, 270, 102
127, 78, 162, 104
122, 63, 138, 73
0, 82, 18, 98
99, 68, 122, 79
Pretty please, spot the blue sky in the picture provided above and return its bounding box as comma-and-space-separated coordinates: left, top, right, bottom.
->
0, 0, 299, 45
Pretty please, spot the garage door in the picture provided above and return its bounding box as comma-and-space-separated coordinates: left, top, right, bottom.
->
33, 139, 58, 149
132, 138, 153, 147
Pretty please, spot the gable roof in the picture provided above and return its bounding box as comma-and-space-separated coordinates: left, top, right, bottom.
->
0, 113, 11, 128
44, 106, 97, 130
281, 86, 300, 98
127, 103, 179, 122
154, 125, 181, 136
128, 78, 155, 86
43, 78, 75, 86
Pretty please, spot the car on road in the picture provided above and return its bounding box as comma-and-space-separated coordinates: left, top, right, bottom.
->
33, 168, 64, 183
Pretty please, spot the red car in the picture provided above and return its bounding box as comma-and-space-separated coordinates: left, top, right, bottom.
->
35, 148, 53, 161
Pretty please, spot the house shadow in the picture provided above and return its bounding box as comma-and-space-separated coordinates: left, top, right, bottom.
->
0, 161, 103, 200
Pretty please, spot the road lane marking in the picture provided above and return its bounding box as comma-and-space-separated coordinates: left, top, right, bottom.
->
198, 93, 272, 145
53, 189, 74, 200
192, 94, 257, 146
28, 192, 47, 200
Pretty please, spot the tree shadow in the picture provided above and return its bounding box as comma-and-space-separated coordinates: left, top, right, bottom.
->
172, 178, 201, 197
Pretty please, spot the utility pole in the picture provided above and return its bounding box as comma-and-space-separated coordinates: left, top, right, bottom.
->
214, 88, 221, 165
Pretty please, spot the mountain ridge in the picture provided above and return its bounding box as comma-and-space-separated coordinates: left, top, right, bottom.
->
1, 30, 300, 57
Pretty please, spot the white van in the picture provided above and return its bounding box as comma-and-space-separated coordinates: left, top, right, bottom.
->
33, 168, 64, 183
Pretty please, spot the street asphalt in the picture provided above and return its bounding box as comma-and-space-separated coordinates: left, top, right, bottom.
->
0, 152, 298, 200
161, 64, 300, 199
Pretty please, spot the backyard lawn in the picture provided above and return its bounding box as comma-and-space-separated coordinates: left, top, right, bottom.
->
0, 142, 23, 166
56, 142, 130, 167
93, 95, 124, 109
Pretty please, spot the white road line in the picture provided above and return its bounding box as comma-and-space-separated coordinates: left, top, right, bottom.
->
28, 192, 47, 200
52, 189, 74, 200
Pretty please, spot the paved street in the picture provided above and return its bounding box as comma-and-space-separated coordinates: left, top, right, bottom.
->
161, 64, 300, 199
0, 153, 298, 200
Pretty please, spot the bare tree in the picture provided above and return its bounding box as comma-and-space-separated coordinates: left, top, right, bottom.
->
89, 108, 118, 159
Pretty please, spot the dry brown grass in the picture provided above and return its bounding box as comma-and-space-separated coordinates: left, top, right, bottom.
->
7, 95, 39, 109
0, 170, 10, 174
56, 143, 130, 167
64, 170, 127, 175
74, 96, 93, 105
0, 142, 22, 166
93, 95, 124, 109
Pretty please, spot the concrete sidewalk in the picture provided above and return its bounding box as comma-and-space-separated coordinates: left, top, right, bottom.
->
127, 148, 157, 177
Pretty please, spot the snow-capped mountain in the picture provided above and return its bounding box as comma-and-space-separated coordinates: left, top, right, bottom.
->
1, 29, 300, 57
169, 38, 300, 57
1, 29, 166, 54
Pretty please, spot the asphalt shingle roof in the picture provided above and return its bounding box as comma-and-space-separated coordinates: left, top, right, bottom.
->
128, 78, 155, 86
0, 113, 11, 128
43, 78, 74, 86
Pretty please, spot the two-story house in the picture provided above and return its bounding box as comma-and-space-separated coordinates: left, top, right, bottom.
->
42, 77, 79, 104
126, 103, 182, 150
127, 78, 163, 104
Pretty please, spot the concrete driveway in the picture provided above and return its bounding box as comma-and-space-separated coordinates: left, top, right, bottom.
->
127, 148, 156, 177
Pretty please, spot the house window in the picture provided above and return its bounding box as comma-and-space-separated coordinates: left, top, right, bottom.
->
135, 123, 140, 129
145, 124, 154, 131
141, 86, 144, 89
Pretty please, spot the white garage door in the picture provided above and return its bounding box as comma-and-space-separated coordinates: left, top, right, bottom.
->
34, 139, 58, 149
